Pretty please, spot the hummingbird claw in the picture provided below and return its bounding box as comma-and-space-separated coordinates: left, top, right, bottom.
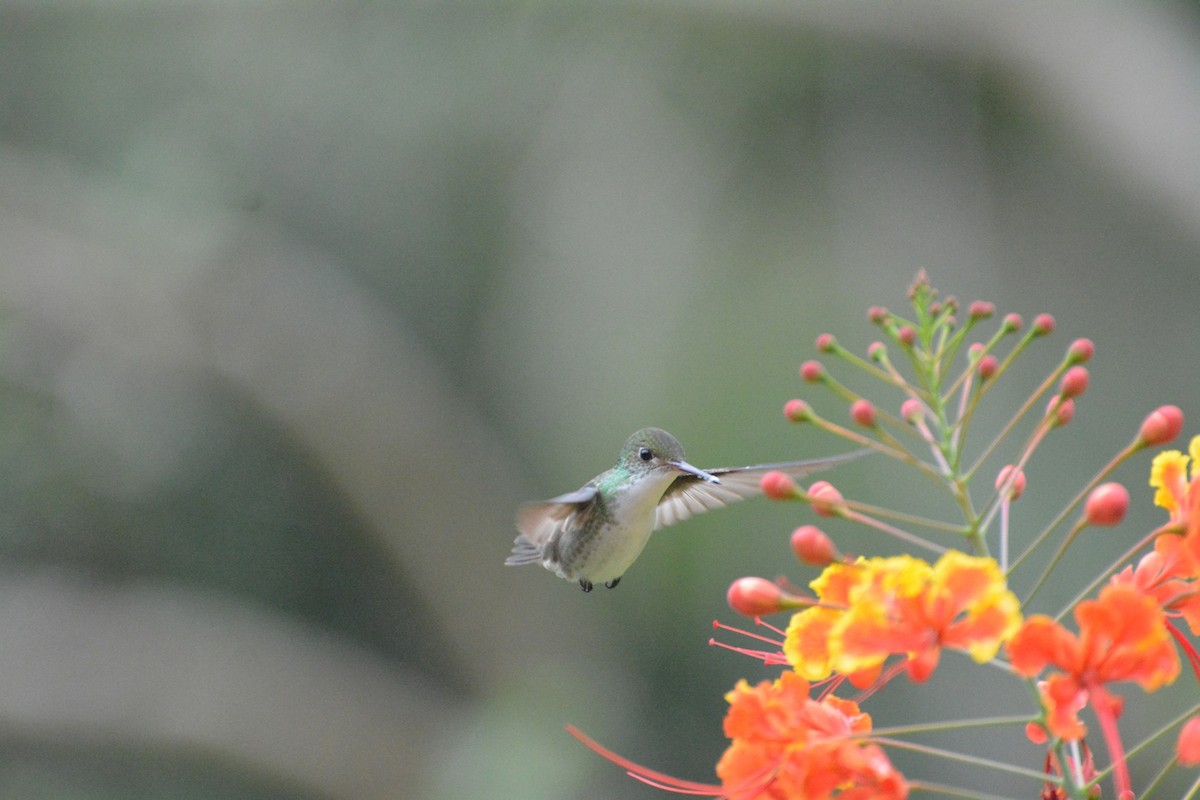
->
605, 577, 621, 589
579, 579, 593, 592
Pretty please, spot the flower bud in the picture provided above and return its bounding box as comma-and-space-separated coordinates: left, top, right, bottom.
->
815, 333, 836, 352
901, 398, 924, 423
1048, 397, 1075, 427
727, 577, 789, 616
1002, 313, 1022, 333
850, 399, 877, 428
807, 481, 844, 517
791, 525, 836, 566
867, 341, 886, 362
1140, 405, 1184, 446
800, 360, 824, 382
1068, 338, 1095, 364
897, 326, 916, 346
1060, 366, 1089, 399
968, 342, 985, 360
968, 300, 994, 320
761, 471, 798, 501
784, 399, 811, 423
995, 465, 1026, 501
867, 306, 888, 323
1033, 313, 1055, 336
977, 354, 998, 381
1178, 716, 1200, 766
1085, 482, 1129, 526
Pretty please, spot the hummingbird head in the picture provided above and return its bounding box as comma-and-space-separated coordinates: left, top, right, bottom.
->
618, 428, 720, 483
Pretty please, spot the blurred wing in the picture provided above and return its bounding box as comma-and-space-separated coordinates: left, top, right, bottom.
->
653, 450, 868, 530
506, 485, 599, 566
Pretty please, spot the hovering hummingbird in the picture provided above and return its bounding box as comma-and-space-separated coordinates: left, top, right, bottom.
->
506, 427, 864, 591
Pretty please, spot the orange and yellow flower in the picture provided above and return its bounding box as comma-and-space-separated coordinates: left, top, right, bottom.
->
1007, 583, 1180, 740
716, 670, 907, 800
784, 551, 1021, 684
1150, 436, 1200, 545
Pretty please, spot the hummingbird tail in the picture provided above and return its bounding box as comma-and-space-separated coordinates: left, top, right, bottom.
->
505, 537, 542, 566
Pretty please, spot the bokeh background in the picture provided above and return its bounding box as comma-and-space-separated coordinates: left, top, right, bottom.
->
1, 2, 1199, 798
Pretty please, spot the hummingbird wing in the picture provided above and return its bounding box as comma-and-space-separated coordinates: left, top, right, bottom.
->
506, 484, 600, 566
653, 450, 868, 530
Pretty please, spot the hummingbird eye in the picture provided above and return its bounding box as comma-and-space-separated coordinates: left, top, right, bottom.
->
638, 447, 654, 462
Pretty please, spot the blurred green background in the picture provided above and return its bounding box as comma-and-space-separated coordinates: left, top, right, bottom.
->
0, 2, 1198, 798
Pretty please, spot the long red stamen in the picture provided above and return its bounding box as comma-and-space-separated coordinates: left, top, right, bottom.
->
1168, 620, 1200, 683
566, 725, 726, 796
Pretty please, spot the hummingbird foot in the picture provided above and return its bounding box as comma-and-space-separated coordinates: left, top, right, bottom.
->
579, 579, 593, 592
605, 577, 621, 589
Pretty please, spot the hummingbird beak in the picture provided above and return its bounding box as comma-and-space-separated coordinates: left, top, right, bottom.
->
669, 459, 720, 484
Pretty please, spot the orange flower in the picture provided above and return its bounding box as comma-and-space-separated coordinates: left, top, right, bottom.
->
1111, 533, 1200, 634
784, 551, 1021, 684
716, 671, 907, 799
1008, 583, 1180, 740
1151, 437, 1200, 562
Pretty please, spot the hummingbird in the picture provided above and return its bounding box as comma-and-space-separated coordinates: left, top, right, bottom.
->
506, 427, 865, 592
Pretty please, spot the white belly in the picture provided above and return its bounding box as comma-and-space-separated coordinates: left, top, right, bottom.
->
574, 472, 676, 584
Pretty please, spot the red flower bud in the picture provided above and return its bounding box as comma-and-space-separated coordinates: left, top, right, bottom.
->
1060, 366, 1089, 399
968, 300, 994, 320
727, 577, 788, 616
815, 333, 836, 352
791, 525, 836, 566
761, 471, 798, 501
1002, 313, 1022, 333
799, 360, 824, 382
995, 465, 1026, 501
901, 398, 924, 423
1048, 397, 1075, 427
867, 306, 888, 323
1140, 405, 1184, 446
1068, 338, 1095, 364
808, 481, 844, 517
850, 399, 877, 428
784, 399, 811, 423
1178, 716, 1200, 766
897, 326, 916, 346
1033, 313, 1055, 336
1085, 482, 1129, 526
977, 354, 998, 381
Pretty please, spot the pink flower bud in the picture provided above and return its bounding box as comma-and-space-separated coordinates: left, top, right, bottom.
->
1033, 314, 1055, 336
1002, 313, 1022, 333
867, 341, 886, 362
791, 525, 836, 566
995, 465, 1026, 501
901, 398, 924, 423
850, 399, 877, 428
799, 360, 824, 382
898, 326, 916, 346
1060, 366, 1089, 399
1085, 482, 1129, 526
761, 471, 798, 501
1048, 397, 1075, 427
867, 306, 888, 323
968, 342, 985, 359
1178, 716, 1200, 766
807, 481, 844, 517
1068, 338, 1095, 364
727, 577, 788, 616
977, 354, 998, 381
968, 300, 994, 320
783, 399, 811, 423
815, 333, 836, 352
1140, 405, 1184, 446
